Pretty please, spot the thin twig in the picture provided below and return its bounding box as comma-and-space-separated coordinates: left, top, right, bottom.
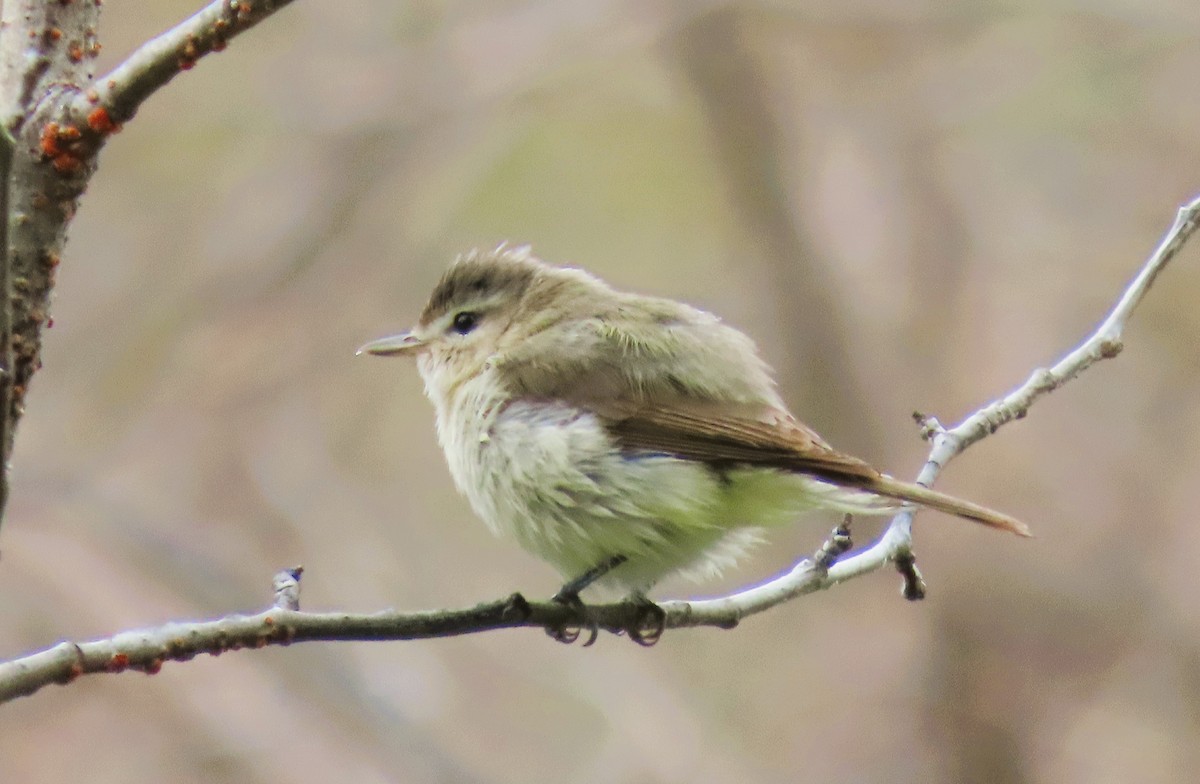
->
70, 0, 299, 123
820, 193, 1200, 592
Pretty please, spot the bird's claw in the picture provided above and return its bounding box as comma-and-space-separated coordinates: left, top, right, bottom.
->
625, 595, 666, 647
547, 590, 599, 646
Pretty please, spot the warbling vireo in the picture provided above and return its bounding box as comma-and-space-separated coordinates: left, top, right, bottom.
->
360, 245, 1028, 603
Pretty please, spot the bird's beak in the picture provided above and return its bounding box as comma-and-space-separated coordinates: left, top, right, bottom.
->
356, 331, 426, 357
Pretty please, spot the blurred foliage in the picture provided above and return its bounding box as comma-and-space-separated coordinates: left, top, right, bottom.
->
0, 1, 1199, 782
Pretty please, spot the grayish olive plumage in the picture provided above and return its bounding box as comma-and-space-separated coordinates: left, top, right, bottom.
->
360, 245, 1028, 594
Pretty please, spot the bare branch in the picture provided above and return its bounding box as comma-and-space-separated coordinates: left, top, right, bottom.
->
1, 194, 1195, 702
72, 0, 298, 123
0, 589, 541, 704
0, 567, 743, 704
926, 194, 1200, 456
821, 194, 1200, 592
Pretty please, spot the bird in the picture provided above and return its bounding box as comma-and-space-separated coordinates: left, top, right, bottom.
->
359, 245, 1028, 611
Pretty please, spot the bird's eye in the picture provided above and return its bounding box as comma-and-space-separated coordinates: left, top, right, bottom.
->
450, 311, 480, 335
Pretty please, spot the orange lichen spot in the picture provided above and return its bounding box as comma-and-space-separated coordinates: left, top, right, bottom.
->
263, 616, 275, 626
47, 27, 63, 41
50, 154, 82, 174
86, 88, 99, 103
86, 107, 115, 134
88, 41, 101, 57
213, 38, 227, 52
143, 658, 163, 675
45, 252, 61, 269
67, 42, 84, 62
106, 652, 129, 672
39, 123, 93, 174
39, 122, 62, 157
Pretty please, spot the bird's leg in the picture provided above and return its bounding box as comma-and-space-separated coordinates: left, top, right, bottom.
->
547, 554, 628, 646
554, 554, 629, 599
624, 591, 666, 647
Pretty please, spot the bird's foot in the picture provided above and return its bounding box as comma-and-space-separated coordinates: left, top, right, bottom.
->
547, 589, 598, 646
546, 555, 633, 646
624, 593, 666, 647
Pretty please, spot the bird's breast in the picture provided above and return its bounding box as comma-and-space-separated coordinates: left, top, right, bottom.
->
427, 374, 508, 509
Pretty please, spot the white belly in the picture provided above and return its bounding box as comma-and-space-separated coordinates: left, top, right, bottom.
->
427, 375, 891, 593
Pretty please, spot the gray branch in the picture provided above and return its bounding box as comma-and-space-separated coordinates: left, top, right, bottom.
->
69, 0, 299, 124
1, 193, 1195, 704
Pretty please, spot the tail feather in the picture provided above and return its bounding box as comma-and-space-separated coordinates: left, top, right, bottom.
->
861, 475, 1031, 537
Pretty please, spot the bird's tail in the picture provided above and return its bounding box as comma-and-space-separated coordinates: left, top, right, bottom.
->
861, 474, 1031, 537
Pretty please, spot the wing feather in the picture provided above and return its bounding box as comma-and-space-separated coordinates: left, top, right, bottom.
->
593, 398, 880, 483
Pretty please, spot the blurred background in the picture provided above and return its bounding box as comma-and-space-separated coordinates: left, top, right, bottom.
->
1, 0, 1199, 781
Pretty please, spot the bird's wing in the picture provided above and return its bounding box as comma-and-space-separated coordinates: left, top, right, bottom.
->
585, 397, 880, 483
495, 306, 877, 482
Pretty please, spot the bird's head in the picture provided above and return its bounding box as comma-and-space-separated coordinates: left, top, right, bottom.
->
358, 244, 609, 401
